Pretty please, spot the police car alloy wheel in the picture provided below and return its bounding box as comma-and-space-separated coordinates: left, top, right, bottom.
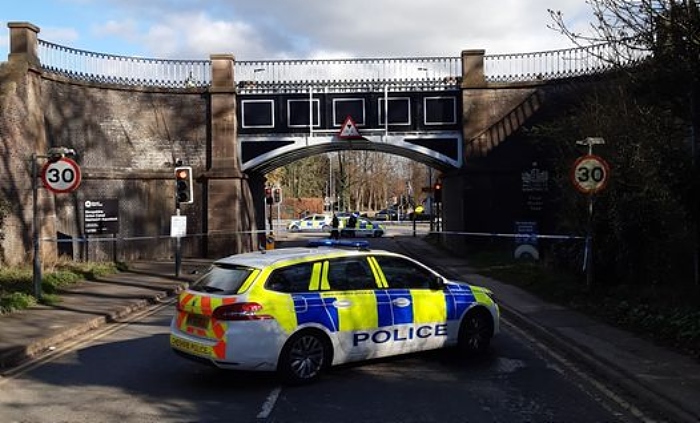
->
458, 309, 493, 355
278, 330, 330, 384
289, 225, 299, 232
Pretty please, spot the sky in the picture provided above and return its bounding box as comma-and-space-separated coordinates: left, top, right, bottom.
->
1, 0, 595, 61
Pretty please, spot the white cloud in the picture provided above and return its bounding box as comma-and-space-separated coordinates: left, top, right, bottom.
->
40, 26, 80, 46
1, 0, 596, 61
93, 19, 139, 42
217, 0, 594, 58
130, 12, 267, 59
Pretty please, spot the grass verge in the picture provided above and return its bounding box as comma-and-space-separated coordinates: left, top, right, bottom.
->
460, 243, 700, 360
0, 260, 123, 314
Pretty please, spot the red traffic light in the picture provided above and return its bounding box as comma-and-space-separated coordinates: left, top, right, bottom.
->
174, 166, 193, 204
175, 169, 189, 180
433, 181, 442, 203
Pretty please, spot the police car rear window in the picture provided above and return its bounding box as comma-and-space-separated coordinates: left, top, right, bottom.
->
190, 264, 253, 294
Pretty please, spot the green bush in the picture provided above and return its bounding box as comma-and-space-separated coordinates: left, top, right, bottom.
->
0, 292, 37, 314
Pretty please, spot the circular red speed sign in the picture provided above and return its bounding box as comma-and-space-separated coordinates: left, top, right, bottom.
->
571, 154, 610, 194
40, 157, 82, 194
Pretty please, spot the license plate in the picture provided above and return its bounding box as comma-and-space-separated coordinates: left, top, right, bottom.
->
187, 314, 209, 329
170, 335, 212, 357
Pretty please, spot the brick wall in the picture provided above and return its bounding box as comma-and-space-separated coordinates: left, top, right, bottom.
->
0, 62, 215, 265
41, 75, 209, 262
0, 61, 58, 265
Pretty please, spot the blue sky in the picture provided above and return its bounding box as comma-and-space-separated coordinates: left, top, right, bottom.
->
1, 0, 594, 61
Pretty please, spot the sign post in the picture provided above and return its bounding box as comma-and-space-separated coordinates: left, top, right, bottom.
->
31, 148, 80, 300
572, 138, 610, 289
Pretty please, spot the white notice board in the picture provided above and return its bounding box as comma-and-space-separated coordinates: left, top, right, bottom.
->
170, 215, 187, 238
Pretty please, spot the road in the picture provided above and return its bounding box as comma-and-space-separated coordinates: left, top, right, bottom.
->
0, 236, 644, 423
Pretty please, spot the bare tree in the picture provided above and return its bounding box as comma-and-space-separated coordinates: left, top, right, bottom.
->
549, 1, 700, 140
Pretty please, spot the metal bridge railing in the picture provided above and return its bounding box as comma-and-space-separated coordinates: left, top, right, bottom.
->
38, 40, 211, 88
37, 39, 651, 89
235, 57, 462, 87
484, 42, 650, 82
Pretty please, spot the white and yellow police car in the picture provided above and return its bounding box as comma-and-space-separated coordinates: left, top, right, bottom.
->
170, 243, 499, 384
287, 214, 332, 233
339, 217, 385, 238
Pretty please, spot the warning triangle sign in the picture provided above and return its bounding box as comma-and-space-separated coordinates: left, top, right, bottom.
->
338, 116, 362, 139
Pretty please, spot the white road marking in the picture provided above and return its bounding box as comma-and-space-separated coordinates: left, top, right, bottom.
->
257, 386, 282, 419
0, 298, 175, 384
503, 317, 657, 423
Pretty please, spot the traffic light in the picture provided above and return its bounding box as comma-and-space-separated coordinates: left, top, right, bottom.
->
175, 166, 193, 204
433, 181, 442, 203
273, 187, 281, 203
265, 187, 273, 205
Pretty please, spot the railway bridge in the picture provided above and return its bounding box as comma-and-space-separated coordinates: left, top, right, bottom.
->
0, 22, 639, 263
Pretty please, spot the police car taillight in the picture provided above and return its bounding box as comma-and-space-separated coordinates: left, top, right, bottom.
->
212, 302, 273, 321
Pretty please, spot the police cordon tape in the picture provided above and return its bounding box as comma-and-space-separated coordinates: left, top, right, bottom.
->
40, 229, 273, 243
426, 230, 586, 241
40, 229, 585, 244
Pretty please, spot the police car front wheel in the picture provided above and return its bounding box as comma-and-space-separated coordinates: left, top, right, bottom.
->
458, 308, 493, 356
278, 330, 331, 385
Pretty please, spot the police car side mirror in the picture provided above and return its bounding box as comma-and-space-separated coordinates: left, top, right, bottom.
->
431, 276, 446, 290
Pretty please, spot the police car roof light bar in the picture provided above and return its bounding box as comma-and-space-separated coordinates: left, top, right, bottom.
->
306, 239, 370, 250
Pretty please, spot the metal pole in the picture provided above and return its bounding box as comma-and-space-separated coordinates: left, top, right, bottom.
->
175, 207, 181, 278
585, 195, 595, 289
309, 86, 314, 138
31, 153, 42, 300
428, 167, 434, 232
384, 84, 389, 137
268, 200, 273, 233
276, 197, 281, 235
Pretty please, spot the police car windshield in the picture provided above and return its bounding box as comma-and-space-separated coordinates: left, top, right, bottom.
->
191, 264, 253, 295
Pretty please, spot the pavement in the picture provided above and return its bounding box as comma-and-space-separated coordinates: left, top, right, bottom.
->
0, 237, 698, 423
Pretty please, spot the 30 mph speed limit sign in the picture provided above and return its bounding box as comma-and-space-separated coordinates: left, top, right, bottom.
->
571, 154, 610, 194
40, 157, 82, 194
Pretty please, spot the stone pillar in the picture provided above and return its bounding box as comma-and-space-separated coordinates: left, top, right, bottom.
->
455, 50, 488, 253
3, 22, 57, 265
8, 22, 40, 68
204, 54, 257, 257
461, 49, 486, 88
461, 49, 490, 157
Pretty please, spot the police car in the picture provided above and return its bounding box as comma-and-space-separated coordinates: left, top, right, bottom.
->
339, 217, 385, 238
170, 243, 499, 384
287, 214, 332, 232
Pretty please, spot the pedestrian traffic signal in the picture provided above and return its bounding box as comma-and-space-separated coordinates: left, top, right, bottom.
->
175, 166, 193, 204
273, 187, 281, 203
265, 187, 273, 205
433, 181, 442, 203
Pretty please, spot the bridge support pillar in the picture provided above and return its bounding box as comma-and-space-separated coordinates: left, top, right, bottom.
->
3, 22, 58, 266
202, 54, 257, 257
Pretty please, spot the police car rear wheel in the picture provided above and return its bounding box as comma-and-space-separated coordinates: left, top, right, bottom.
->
458, 308, 493, 356
279, 331, 329, 384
